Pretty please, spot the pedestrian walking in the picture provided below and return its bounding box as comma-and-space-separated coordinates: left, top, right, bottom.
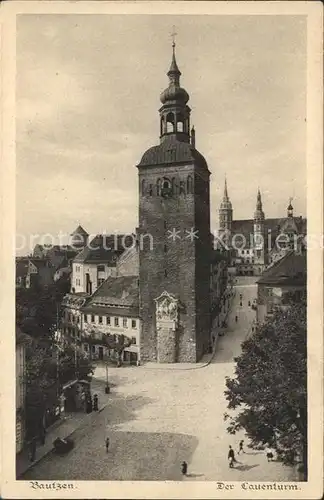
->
181, 461, 188, 476
248, 300, 251, 307
105, 437, 110, 452
235, 315, 238, 323
228, 446, 236, 468
212, 335, 215, 344
93, 394, 99, 411
238, 440, 245, 454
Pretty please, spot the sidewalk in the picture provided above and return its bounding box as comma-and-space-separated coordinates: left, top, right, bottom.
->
16, 379, 109, 478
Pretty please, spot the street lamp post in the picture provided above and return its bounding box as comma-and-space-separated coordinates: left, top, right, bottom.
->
105, 362, 110, 394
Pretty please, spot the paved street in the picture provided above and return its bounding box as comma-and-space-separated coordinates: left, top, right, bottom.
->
22, 278, 296, 482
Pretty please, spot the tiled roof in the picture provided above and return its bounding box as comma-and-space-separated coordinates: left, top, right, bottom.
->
82, 305, 139, 318
82, 276, 139, 315
137, 136, 209, 170
257, 250, 306, 286
73, 234, 133, 264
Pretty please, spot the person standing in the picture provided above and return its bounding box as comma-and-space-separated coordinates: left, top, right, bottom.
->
238, 440, 245, 454
105, 437, 110, 453
181, 461, 188, 476
235, 315, 238, 323
228, 446, 235, 468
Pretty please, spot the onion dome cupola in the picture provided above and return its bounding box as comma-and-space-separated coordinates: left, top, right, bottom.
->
159, 40, 191, 144
137, 38, 209, 173
254, 189, 265, 221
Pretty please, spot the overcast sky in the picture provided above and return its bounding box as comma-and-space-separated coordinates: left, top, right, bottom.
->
16, 14, 306, 252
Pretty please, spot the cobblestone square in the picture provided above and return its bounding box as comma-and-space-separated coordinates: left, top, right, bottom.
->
22, 279, 296, 482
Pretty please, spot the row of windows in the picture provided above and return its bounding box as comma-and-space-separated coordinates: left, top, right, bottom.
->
75, 265, 106, 273
84, 314, 137, 329
141, 176, 194, 197
65, 312, 137, 329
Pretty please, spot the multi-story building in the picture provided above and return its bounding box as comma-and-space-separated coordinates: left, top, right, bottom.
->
71, 234, 135, 294
61, 276, 140, 364
256, 249, 306, 325
81, 276, 140, 364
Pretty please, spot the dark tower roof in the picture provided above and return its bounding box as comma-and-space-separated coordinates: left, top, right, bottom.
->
220, 177, 232, 210
254, 189, 265, 220
70, 225, 89, 237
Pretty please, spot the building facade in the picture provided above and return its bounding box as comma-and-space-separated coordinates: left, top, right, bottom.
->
61, 277, 140, 364
256, 250, 306, 325
218, 180, 307, 276
137, 43, 211, 363
16, 328, 30, 454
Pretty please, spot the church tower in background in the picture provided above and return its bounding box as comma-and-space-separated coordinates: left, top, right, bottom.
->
136, 40, 211, 363
218, 178, 233, 248
253, 189, 266, 271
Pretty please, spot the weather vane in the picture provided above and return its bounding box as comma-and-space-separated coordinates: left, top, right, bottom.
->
171, 26, 177, 48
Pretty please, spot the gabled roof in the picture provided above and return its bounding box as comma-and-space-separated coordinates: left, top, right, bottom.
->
73, 234, 133, 264
82, 276, 139, 316
29, 258, 49, 270
71, 225, 89, 237
257, 250, 306, 286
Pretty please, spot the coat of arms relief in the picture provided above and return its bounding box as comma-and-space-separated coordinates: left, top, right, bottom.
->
154, 291, 179, 330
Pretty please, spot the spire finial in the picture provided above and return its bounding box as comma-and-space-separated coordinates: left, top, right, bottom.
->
171, 25, 177, 50
224, 176, 229, 199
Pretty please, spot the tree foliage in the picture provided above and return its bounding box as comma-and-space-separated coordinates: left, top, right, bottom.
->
16, 277, 70, 341
224, 300, 307, 478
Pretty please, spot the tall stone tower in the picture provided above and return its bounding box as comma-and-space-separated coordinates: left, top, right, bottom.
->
253, 189, 266, 271
136, 41, 211, 363
218, 178, 233, 248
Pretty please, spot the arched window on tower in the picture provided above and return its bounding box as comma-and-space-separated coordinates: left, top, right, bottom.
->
160, 117, 164, 137
141, 179, 146, 196
166, 112, 175, 133
187, 175, 193, 194
156, 178, 161, 196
